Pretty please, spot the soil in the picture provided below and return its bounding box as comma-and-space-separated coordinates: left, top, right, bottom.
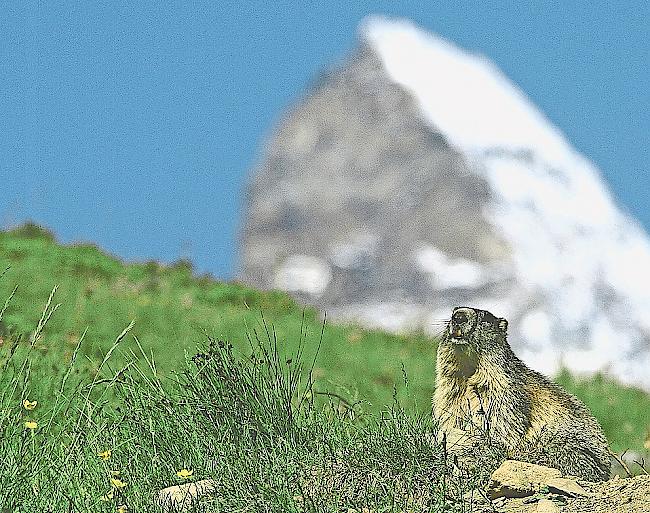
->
471, 468, 650, 513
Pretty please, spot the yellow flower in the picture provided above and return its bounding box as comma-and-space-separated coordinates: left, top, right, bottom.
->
110, 477, 127, 489
176, 468, 193, 479
117, 506, 128, 513
23, 399, 37, 411
24, 421, 38, 430
100, 490, 114, 501
98, 450, 112, 460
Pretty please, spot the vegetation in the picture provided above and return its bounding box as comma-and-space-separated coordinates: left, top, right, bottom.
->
0, 224, 437, 414
0, 224, 649, 509
0, 293, 478, 511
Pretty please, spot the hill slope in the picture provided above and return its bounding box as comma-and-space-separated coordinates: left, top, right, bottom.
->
0, 224, 435, 411
0, 224, 648, 453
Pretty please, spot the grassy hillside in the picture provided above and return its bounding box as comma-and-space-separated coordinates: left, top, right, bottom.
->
0, 224, 436, 412
0, 223, 649, 455
0, 318, 475, 511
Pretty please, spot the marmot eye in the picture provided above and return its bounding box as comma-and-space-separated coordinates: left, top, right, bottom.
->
452, 312, 468, 324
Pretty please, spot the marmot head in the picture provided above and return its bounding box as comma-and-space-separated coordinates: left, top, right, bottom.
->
443, 307, 509, 352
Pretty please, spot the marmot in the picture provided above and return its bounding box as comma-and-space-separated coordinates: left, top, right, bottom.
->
433, 307, 611, 481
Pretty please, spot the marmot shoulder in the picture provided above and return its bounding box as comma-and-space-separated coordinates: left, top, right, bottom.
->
433, 306, 611, 481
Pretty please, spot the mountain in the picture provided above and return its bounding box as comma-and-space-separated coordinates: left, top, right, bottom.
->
239, 17, 650, 390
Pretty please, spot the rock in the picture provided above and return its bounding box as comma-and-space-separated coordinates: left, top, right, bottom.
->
535, 498, 561, 513
487, 460, 562, 499
441, 426, 480, 452
546, 477, 591, 497
493, 496, 507, 507
157, 479, 217, 512
239, 32, 502, 328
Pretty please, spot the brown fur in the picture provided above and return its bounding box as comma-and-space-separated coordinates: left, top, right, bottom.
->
433, 307, 611, 481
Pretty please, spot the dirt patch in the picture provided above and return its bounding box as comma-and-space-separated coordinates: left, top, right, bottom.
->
470, 460, 650, 513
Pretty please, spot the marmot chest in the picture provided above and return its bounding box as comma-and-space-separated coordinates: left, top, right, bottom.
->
436, 346, 508, 427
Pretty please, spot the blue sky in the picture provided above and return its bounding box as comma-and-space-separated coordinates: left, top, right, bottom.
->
1, 1, 647, 278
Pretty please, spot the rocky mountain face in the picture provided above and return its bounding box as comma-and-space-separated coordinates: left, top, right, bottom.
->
239, 18, 650, 390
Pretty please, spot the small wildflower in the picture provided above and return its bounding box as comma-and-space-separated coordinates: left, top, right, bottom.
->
23, 399, 37, 411
117, 506, 128, 513
176, 468, 193, 479
110, 477, 127, 489
110, 469, 121, 476
24, 420, 38, 430
101, 490, 114, 501
98, 449, 112, 460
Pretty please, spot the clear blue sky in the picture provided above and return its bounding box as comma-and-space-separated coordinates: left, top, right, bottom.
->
1, 1, 647, 279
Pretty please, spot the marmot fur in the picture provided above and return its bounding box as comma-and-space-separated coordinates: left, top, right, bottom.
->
433, 307, 611, 481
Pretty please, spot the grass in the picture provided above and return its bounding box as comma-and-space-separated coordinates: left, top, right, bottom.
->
0, 303, 480, 511
0, 223, 649, 509
0, 224, 436, 415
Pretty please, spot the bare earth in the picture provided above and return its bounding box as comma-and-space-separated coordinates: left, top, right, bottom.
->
473, 460, 650, 513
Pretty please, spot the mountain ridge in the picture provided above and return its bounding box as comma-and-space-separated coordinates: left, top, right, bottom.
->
239, 17, 650, 391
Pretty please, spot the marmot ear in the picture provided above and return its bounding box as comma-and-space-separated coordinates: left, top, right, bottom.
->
498, 318, 508, 332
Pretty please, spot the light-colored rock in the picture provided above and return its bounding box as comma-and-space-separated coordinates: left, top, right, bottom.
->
492, 496, 507, 507
546, 477, 591, 497
440, 426, 480, 452
157, 479, 217, 512
535, 498, 561, 513
487, 460, 562, 499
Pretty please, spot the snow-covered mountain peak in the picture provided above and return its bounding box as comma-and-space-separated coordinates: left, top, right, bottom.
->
241, 17, 650, 390
362, 17, 572, 164
363, 16, 650, 385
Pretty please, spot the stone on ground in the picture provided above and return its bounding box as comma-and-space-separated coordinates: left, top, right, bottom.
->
487, 460, 562, 499
157, 479, 217, 512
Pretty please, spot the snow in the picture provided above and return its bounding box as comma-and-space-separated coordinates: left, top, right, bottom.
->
414, 245, 490, 289
519, 310, 553, 351
274, 255, 331, 296
363, 17, 573, 168
329, 302, 427, 334
364, 16, 650, 389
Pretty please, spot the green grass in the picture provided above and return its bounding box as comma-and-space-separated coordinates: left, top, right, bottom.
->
0, 224, 437, 415
0, 310, 480, 511
0, 223, 649, 509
